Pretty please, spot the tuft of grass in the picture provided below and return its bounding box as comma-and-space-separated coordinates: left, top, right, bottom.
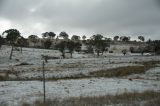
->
23, 91, 160, 106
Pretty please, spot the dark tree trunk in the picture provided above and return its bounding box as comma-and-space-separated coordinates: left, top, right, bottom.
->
141, 51, 144, 56
97, 50, 100, 56
70, 52, 73, 58
9, 45, 13, 60
62, 52, 65, 58
102, 51, 104, 55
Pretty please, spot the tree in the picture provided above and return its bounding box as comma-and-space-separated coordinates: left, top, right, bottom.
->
145, 40, 160, 54
48, 32, 56, 39
43, 39, 52, 49
122, 49, 127, 56
42, 32, 56, 39
55, 41, 67, 58
138, 36, 145, 42
90, 34, 109, 56
82, 35, 86, 44
153, 40, 160, 54
67, 41, 75, 58
130, 47, 134, 53
2, 29, 21, 59
28, 35, 38, 47
85, 39, 94, 53
67, 40, 82, 58
16, 36, 26, 53
82, 35, 86, 40
0, 35, 5, 49
42, 32, 48, 38
71, 35, 80, 41
101, 40, 109, 55
42, 32, 55, 49
114, 36, 119, 41
146, 39, 152, 44
105, 37, 112, 42
138, 46, 145, 55
59, 31, 69, 40
120, 36, 130, 42
74, 42, 82, 53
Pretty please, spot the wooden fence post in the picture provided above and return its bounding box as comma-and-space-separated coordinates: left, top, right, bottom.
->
42, 61, 46, 103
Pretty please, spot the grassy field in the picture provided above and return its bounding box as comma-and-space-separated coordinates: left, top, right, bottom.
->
21, 91, 160, 106
0, 61, 159, 81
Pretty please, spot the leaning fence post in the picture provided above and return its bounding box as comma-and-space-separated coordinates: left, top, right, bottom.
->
42, 61, 46, 104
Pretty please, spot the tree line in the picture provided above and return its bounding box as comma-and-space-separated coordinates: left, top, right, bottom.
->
0, 29, 160, 59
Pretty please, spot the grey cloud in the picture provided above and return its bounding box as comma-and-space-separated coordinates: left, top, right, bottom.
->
0, 0, 160, 40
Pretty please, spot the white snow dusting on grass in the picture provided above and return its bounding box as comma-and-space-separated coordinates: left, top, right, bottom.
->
0, 45, 160, 106
0, 78, 160, 105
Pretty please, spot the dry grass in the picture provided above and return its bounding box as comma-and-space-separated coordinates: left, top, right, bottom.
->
22, 91, 160, 106
62, 62, 85, 68
90, 61, 160, 78
0, 69, 20, 81
47, 61, 160, 80
0, 61, 159, 81
90, 66, 148, 77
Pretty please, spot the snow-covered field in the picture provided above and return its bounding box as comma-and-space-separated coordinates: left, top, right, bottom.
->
0, 45, 160, 105
1, 78, 160, 106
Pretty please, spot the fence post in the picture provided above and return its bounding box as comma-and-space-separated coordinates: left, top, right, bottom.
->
42, 61, 46, 103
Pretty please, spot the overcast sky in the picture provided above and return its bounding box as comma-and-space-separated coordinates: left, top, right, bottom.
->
0, 0, 160, 40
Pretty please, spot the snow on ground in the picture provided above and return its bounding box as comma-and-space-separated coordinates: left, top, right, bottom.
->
0, 45, 160, 106
0, 46, 160, 79
0, 78, 160, 106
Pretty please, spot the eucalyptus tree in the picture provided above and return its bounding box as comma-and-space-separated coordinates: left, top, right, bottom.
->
90, 34, 109, 56
114, 36, 119, 41
82, 35, 86, 40
2, 29, 21, 59
16, 36, 26, 53
42, 32, 56, 49
28, 35, 38, 47
42, 32, 56, 39
71, 35, 80, 41
138, 36, 145, 42
120, 36, 130, 42
59, 31, 69, 40
67, 40, 81, 58
55, 41, 67, 58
